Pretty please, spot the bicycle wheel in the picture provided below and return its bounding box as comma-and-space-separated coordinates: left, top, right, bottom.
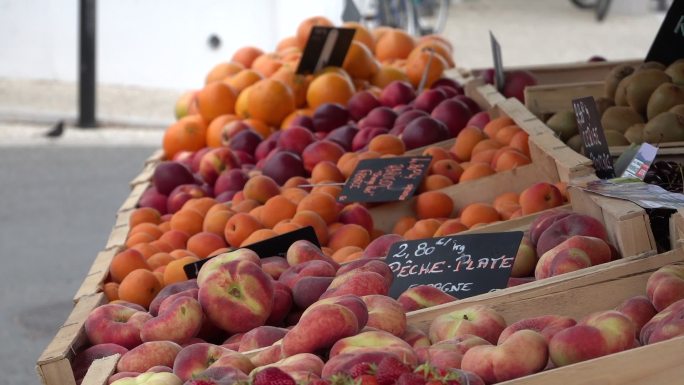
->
596, 0, 611, 21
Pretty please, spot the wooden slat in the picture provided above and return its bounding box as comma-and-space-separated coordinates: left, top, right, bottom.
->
36, 293, 107, 385
117, 182, 148, 213
405, 248, 681, 333
144, 149, 164, 165
73, 248, 121, 303
500, 336, 684, 385
524, 81, 605, 118
129, 162, 156, 187
80, 354, 120, 385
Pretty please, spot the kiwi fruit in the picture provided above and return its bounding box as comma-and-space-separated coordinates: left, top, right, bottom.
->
604, 130, 630, 146
614, 74, 633, 106
637, 61, 667, 71
646, 83, 684, 120
666, 59, 684, 86
643, 112, 684, 143
566, 134, 584, 153
624, 69, 671, 115
595, 97, 615, 116
604, 64, 634, 99
546, 110, 578, 141
624, 123, 645, 144
600, 106, 644, 134
670, 104, 684, 117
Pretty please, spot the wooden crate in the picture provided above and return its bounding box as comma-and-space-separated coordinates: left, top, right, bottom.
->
36, 293, 107, 385
405, 247, 684, 385
524, 81, 604, 119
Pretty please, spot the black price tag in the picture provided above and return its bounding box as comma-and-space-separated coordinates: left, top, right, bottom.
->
386, 231, 523, 299
572, 96, 615, 179
296, 26, 356, 75
490, 31, 505, 92
183, 226, 319, 278
337, 156, 431, 203
646, 0, 684, 65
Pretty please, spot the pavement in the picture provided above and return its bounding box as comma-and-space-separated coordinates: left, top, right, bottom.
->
0, 1, 669, 384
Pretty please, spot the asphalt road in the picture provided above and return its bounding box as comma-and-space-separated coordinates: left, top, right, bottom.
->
0, 145, 156, 385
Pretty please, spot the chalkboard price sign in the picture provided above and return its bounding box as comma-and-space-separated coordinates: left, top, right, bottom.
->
386, 231, 524, 299
572, 96, 615, 179
645, 0, 684, 65
338, 156, 431, 203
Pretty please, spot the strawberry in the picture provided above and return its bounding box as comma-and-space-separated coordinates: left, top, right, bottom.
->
357, 374, 379, 385
349, 362, 375, 378
396, 372, 427, 385
375, 356, 411, 385
253, 367, 296, 385
309, 379, 332, 385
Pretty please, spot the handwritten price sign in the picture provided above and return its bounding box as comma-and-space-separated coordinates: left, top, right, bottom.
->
572, 96, 615, 179
338, 156, 431, 203
385, 231, 523, 299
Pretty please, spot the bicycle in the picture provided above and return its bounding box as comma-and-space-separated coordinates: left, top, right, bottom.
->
343, 0, 450, 36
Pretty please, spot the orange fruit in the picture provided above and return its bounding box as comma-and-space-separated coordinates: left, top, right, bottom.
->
129, 207, 162, 228
343, 41, 380, 80
205, 61, 244, 84
375, 29, 415, 62
118, 268, 163, 308
246, 79, 296, 126
296, 16, 334, 48
162, 115, 207, 159
371, 65, 410, 88
270, 65, 311, 108
206, 114, 240, 148
415, 191, 454, 219
460, 203, 501, 228
306, 72, 355, 109
251, 52, 283, 77
163, 256, 199, 286
343, 21, 376, 51
405, 49, 447, 88
225, 69, 263, 94
195, 82, 237, 123
231, 46, 264, 68
109, 248, 150, 283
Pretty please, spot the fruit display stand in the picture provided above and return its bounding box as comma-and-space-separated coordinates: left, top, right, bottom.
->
403, 247, 684, 385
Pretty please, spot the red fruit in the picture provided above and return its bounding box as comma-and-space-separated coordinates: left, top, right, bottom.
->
350, 362, 376, 378
358, 374, 380, 385
396, 373, 427, 385
376, 356, 411, 385
253, 367, 296, 385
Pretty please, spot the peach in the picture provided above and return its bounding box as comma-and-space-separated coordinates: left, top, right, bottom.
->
309, 294, 369, 330
415, 334, 490, 370
302, 140, 346, 173
335, 259, 394, 287
196, 248, 260, 286
615, 295, 657, 337
640, 298, 684, 344
281, 303, 359, 357
116, 341, 182, 373
461, 330, 548, 383
338, 203, 374, 233
242, 174, 280, 204
434, 219, 469, 236
278, 259, 337, 289
261, 256, 290, 280
149, 280, 199, 316
266, 280, 294, 326
511, 236, 537, 278
535, 235, 611, 279
362, 295, 407, 336
198, 148, 240, 185
528, 210, 572, 245
536, 214, 609, 257
329, 330, 418, 365
110, 372, 182, 385
251, 353, 324, 382
291, 276, 334, 308
249, 345, 284, 367
518, 182, 564, 216
397, 285, 458, 312
72, 343, 129, 381
646, 265, 684, 311
361, 233, 404, 259
431, 159, 464, 183
198, 260, 274, 333
140, 296, 203, 344
221, 333, 243, 351
208, 349, 255, 375
549, 310, 635, 367
428, 305, 506, 344
189, 366, 248, 384
320, 271, 389, 299
172, 343, 232, 381
237, 326, 288, 352
85, 304, 152, 349
498, 315, 576, 344
401, 325, 431, 349
286, 240, 339, 268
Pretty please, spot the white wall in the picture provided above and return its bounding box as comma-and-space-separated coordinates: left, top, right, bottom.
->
0, 0, 344, 90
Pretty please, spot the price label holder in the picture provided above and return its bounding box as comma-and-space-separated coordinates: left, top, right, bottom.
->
385, 231, 524, 299
572, 96, 616, 179
296, 26, 356, 75
620, 143, 658, 180
337, 156, 432, 203
183, 226, 319, 279
490, 31, 505, 92
646, 0, 684, 65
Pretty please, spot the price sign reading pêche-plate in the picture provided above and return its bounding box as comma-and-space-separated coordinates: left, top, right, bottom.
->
385, 231, 523, 299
